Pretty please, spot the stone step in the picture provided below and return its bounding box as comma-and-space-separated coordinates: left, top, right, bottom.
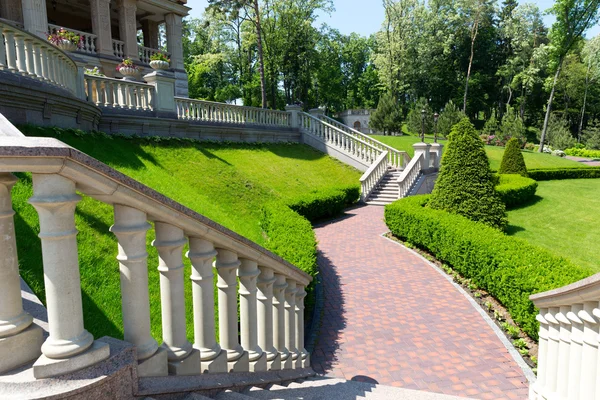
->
185, 393, 214, 400
365, 200, 394, 206
215, 390, 256, 400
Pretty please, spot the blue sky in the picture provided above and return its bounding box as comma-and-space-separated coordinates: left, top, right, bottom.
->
186, 0, 600, 38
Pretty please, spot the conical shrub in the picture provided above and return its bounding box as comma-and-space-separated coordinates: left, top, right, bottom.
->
428, 118, 508, 230
498, 138, 528, 177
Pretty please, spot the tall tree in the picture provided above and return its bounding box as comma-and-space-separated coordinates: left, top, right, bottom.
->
579, 35, 600, 137
538, 0, 600, 152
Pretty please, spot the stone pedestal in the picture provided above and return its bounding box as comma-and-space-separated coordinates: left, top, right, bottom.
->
309, 108, 324, 118
285, 105, 302, 129
413, 142, 432, 169
144, 71, 177, 119
429, 143, 444, 169
33, 340, 110, 379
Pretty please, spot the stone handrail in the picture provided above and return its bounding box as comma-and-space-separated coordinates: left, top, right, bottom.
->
84, 74, 155, 111
113, 39, 125, 59
139, 46, 170, 65
175, 98, 292, 128
0, 21, 78, 95
529, 273, 600, 400
359, 151, 389, 202
0, 117, 311, 378
319, 115, 410, 169
48, 24, 97, 55
397, 152, 425, 198
299, 112, 383, 165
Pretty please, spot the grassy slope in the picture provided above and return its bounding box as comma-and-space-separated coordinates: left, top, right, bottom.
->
507, 179, 600, 272
15, 127, 361, 342
373, 135, 587, 171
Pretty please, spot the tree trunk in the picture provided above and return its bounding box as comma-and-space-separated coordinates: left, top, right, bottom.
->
578, 61, 591, 141
253, 0, 267, 109
539, 60, 563, 152
463, 19, 479, 114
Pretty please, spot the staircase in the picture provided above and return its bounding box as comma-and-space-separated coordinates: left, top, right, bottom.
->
365, 168, 404, 205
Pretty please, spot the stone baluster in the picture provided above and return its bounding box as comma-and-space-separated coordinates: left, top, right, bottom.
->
295, 285, 309, 368
257, 267, 280, 370
187, 238, 226, 373
533, 310, 549, 399
32, 42, 42, 80
29, 174, 109, 378
284, 279, 298, 369
3, 29, 17, 72
579, 302, 598, 398
0, 31, 6, 70
216, 249, 249, 372
110, 205, 166, 377
239, 259, 266, 371
14, 33, 27, 75
23, 38, 36, 77
153, 223, 199, 375
567, 304, 584, 398
0, 174, 43, 374
555, 306, 571, 398
273, 274, 290, 368
40, 45, 49, 82
545, 309, 560, 395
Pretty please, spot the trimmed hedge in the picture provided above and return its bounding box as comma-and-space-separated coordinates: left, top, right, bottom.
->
287, 185, 360, 223
528, 167, 600, 181
565, 148, 600, 158
385, 195, 591, 340
495, 174, 538, 208
498, 138, 528, 177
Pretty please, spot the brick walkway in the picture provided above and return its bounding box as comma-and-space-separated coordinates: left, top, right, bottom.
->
566, 155, 600, 166
311, 205, 529, 400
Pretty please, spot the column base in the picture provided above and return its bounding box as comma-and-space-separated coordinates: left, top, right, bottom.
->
168, 348, 201, 376
281, 353, 293, 370
33, 340, 110, 379
294, 352, 303, 368
0, 323, 44, 374
302, 353, 310, 369
137, 346, 168, 377
267, 353, 281, 371
249, 352, 267, 372
201, 349, 227, 373
227, 351, 249, 372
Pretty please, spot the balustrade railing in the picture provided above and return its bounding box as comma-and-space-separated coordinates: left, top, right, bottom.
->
299, 112, 382, 165
0, 21, 78, 95
84, 75, 154, 111
319, 115, 410, 169
48, 24, 97, 55
113, 39, 125, 59
139, 45, 170, 65
397, 152, 425, 198
529, 274, 600, 400
360, 151, 389, 202
175, 98, 292, 128
0, 115, 311, 380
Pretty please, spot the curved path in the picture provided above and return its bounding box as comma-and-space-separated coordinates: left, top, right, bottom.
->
311, 206, 529, 400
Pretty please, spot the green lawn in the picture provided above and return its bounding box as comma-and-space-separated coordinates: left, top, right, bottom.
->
373, 135, 588, 171
15, 127, 361, 342
507, 179, 600, 272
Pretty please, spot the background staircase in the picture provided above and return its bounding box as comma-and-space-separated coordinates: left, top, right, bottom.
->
365, 168, 404, 205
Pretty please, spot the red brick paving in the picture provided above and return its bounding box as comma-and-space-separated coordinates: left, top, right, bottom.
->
312, 205, 529, 400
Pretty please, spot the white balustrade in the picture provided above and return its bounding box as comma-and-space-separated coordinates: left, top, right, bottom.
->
284, 279, 298, 369
113, 39, 125, 59
0, 21, 78, 95
84, 75, 154, 111
139, 45, 170, 65
360, 151, 389, 202
175, 97, 292, 128
48, 24, 97, 55
239, 259, 266, 371
397, 152, 425, 198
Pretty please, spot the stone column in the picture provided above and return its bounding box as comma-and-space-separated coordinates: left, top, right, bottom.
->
187, 238, 226, 373
285, 105, 302, 129
0, 0, 23, 25
165, 13, 188, 97
295, 285, 309, 368
216, 248, 248, 372
273, 274, 289, 368
21, 0, 47, 39
29, 174, 109, 379
110, 205, 167, 377
0, 173, 43, 374
579, 302, 598, 396
545, 308, 560, 394
555, 306, 571, 398
141, 19, 159, 49
118, 0, 138, 60
153, 222, 199, 375
239, 259, 266, 372
89, 0, 113, 56
429, 143, 444, 169
284, 279, 298, 369
413, 142, 431, 170
257, 266, 280, 370
567, 304, 584, 399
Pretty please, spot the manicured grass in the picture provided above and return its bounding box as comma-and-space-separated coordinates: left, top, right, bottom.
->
15, 127, 361, 342
373, 135, 588, 171
507, 179, 600, 272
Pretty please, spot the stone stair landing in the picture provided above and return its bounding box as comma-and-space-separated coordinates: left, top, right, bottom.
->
366, 169, 403, 206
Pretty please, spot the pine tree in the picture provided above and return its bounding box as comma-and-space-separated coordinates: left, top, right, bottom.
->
406, 98, 433, 136
437, 100, 466, 138
370, 92, 403, 135
498, 138, 528, 177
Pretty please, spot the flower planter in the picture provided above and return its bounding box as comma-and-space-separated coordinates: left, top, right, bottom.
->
150, 60, 170, 70
56, 39, 77, 52
118, 66, 139, 78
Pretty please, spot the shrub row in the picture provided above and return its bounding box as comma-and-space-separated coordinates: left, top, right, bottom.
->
528, 167, 600, 181
384, 195, 591, 340
565, 148, 600, 159
287, 185, 360, 223
495, 174, 538, 208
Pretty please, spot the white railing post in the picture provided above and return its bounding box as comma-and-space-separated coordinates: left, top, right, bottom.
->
187, 238, 227, 373
285, 105, 301, 129
273, 274, 290, 369
430, 143, 444, 169
284, 279, 298, 369
295, 285, 309, 368
110, 205, 167, 377
580, 302, 599, 397
555, 306, 571, 398
29, 174, 109, 379
0, 173, 44, 374
239, 259, 266, 372
567, 304, 584, 399
153, 222, 199, 375
14, 33, 27, 75
216, 248, 249, 372
257, 266, 280, 370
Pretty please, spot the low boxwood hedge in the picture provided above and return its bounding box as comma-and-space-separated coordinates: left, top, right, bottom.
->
528, 167, 600, 181
287, 185, 360, 223
565, 148, 600, 159
495, 174, 538, 208
384, 195, 591, 340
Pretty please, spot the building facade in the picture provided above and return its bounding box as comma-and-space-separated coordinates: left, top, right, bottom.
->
0, 0, 190, 96
336, 109, 377, 135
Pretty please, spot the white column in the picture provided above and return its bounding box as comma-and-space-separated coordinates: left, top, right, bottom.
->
257, 266, 280, 370
545, 308, 560, 395
295, 285, 309, 368
216, 248, 248, 372
413, 142, 432, 170
555, 306, 571, 398
285, 105, 302, 129
430, 143, 444, 169
165, 13, 184, 71
21, 0, 48, 39
89, 0, 113, 56
273, 274, 289, 368
580, 302, 598, 398
533, 310, 549, 400
567, 304, 584, 399
187, 238, 226, 373
118, 0, 139, 60
239, 258, 266, 372
13, 33, 27, 75
284, 279, 298, 369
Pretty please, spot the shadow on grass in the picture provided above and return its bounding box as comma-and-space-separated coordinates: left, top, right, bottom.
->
506, 224, 526, 235
506, 195, 544, 211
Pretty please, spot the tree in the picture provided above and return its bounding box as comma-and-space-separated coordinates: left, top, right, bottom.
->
437, 100, 466, 138
500, 106, 526, 144
538, 0, 600, 152
583, 119, 600, 149
406, 98, 433, 136
579, 35, 600, 137
482, 111, 500, 136
539, 114, 576, 150
498, 138, 528, 177
429, 118, 508, 230
370, 92, 403, 135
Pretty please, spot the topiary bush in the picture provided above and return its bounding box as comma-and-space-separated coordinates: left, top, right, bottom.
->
428, 118, 508, 230
498, 138, 528, 177
495, 174, 538, 208
528, 167, 600, 181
